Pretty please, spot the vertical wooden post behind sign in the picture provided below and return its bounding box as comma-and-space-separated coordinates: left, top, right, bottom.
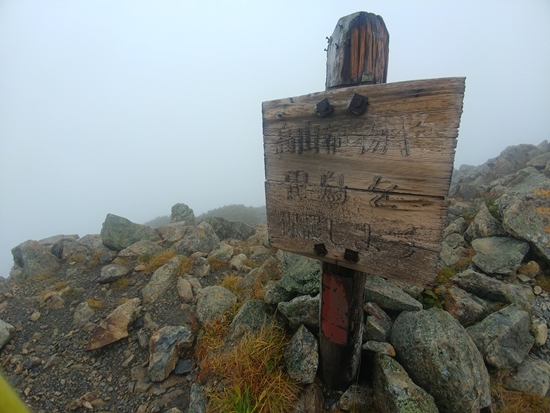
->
320, 12, 389, 390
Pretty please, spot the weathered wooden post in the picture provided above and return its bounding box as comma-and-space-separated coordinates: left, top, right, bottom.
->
262, 11, 465, 390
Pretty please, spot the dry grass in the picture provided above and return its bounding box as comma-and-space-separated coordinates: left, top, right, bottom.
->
86, 297, 105, 311
220, 275, 245, 299
201, 322, 299, 413
491, 375, 550, 413
55, 281, 69, 290
142, 250, 176, 273
208, 257, 229, 271
111, 276, 131, 291
243, 258, 260, 269
535, 274, 550, 292
176, 256, 195, 276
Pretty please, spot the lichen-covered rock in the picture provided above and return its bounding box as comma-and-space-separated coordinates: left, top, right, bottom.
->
390, 308, 491, 413
170, 203, 196, 225
364, 275, 422, 312
100, 214, 161, 251
464, 203, 507, 242
207, 242, 233, 262
504, 355, 550, 397
0, 318, 15, 349
278, 294, 319, 329
471, 236, 529, 275
284, 325, 318, 384
441, 285, 491, 325
118, 240, 163, 258
148, 325, 194, 382
11, 240, 61, 280
278, 252, 321, 295
373, 353, 438, 413
498, 172, 550, 262
228, 300, 274, 340
51, 237, 90, 263
195, 286, 237, 324
141, 256, 183, 304
172, 222, 220, 256
466, 305, 534, 370
202, 216, 255, 240
263, 283, 295, 305
98, 263, 130, 284
338, 385, 372, 412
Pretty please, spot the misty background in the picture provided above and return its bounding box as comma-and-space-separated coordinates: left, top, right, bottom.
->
1, 1, 549, 277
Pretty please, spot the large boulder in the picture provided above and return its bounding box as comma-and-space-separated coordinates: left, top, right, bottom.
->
195, 286, 237, 324
373, 353, 438, 413
170, 203, 196, 225
364, 275, 422, 312
466, 305, 534, 370
278, 252, 321, 296
498, 172, 550, 262
202, 216, 256, 241
471, 236, 529, 275
148, 325, 194, 382
172, 222, 220, 256
51, 237, 90, 263
118, 240, 164, 258
504, 355, 550, 397
100, 214, 161, 251
141, 256, 183, 304
11, 240, 61, 280
464, 203, 507, 242
390, 308, 491, 413
87, 298, 141, 350
278, 294, 319, 330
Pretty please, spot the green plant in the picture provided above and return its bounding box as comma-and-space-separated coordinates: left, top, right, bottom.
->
417, 288, 444, 309
482, 192, 501, 221
222, 384, 254, 413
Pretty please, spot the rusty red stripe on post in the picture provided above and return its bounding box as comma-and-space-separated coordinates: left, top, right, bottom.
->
321, 272, 352, 345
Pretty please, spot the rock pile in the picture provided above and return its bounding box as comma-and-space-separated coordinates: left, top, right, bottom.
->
0, 139, 549, 412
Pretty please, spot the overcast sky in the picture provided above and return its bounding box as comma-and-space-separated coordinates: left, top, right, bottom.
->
1, 0, 549, 277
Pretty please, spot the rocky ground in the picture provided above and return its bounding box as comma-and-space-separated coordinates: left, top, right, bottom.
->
0, 140, 549, 413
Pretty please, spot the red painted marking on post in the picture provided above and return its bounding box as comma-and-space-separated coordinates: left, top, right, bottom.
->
321, 272, 352, 345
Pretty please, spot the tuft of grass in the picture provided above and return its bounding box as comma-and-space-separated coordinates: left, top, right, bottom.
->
55, 281, 69, 291
220, 274, 245, 299
202, 322, 299, 413
482, 192, 502, 221
33, 273, 55, 282
243, 258, 260, 269
86, 297, 105, 311
491, 374, 550, 413
208, 256, 229, 271
535, 274, 550, 292
176, 256, 195, 276
142, 250, 176, 273
111, 276, 131, 291
137, 253, 153, 264
62, 287, 82, 297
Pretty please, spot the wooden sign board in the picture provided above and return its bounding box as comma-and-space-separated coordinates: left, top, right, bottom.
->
263, 77, 465, 287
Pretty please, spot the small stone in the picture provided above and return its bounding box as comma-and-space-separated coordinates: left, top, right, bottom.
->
362, 341, 396, 357
29, 311, 41, 322
174, 359, 194, 375
517, 274, 531, 283
534, 286, 543, 295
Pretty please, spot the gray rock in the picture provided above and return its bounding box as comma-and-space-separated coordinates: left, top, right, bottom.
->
439, 242, 462, 267
38, 233, 79, 246
202, 216, 256, 240
141, 256, 183, 304
284, 325, 318, 384
51, 237, 90, 263
207, 242, 233, 262
278, 294, 319, 329
527, 152, 550, 170
118, 240, 163, 258
98, 263, 130, 284
228, 300, 274, 340
464, 203, 507, 242
443, 217, 468, 238
170, 203, 196, 225
467, 305, 534, 370
444, 233, 466, 249
363, 302, 392, 342
291, 383, 324, 413
441, 285, 491, 325
174, 359, 194, 375
471, 236, 529, 275
365, 275, 422, 312
172, 222, 220, 256
188, 383, 206, 413
191, 256, 210, 278
73, 302, 95, 328
278, 252, 321, 295
338, 384, 372, 412
176, 278, 193, 303
100, 213, 161, 251
451, 269, 534, 311
504, 355, 550, 397
11, 240, 61, 280
263, 283, 295, 305
362, 341, 396, 356
195, 286, 237, 324
245, 245, 273, 266
78, 234, 114, 262
148, 326, 194, 382
373, 353, 438, 413
0, 318, 15, 349
390, 308, 491, 413
498, 173, 550, 261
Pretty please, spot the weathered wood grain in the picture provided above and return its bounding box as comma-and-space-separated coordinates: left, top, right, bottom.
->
326, 12, 389, 88
263, 77, 465, 286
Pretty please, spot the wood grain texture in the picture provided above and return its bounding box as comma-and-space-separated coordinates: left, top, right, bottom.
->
326, 12, 389, 88
263, 77, 465, 287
